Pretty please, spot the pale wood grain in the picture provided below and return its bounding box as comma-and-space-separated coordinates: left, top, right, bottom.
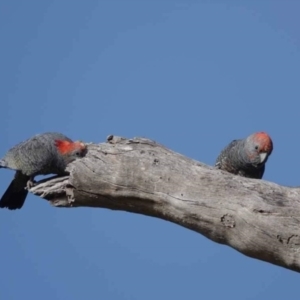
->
30, 135, 300, 273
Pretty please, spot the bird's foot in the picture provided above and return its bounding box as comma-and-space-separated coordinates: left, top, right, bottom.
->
26, 178, 36, 189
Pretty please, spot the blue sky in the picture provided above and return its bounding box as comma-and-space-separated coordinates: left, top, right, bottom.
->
0, 0, 299, 299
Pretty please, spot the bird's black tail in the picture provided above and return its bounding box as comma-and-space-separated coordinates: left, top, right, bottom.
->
0, 172, 29, 210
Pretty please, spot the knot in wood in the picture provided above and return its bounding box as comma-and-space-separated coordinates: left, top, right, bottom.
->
221, 214, 235, 228
153, 158, 159, 166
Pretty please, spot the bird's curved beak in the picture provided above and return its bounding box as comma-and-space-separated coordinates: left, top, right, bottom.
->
259, 152, 268, 163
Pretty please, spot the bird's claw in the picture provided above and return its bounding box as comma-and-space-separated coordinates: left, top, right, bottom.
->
26, 179, 36, 189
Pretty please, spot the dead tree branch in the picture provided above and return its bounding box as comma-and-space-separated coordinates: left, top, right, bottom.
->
30, 135, 300, 273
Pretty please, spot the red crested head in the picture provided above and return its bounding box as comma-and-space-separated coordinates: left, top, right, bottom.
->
245, 131, 273, 165
251, 132, 273, 154
55, 140, 87, 157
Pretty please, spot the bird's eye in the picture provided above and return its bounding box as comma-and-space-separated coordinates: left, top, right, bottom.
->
255, 146, 259, 150
75, 151, 81, 156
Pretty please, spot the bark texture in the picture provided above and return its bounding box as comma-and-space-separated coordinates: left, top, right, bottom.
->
30, 135, 300, 273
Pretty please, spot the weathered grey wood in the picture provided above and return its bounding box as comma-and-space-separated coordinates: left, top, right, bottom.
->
30, 135, 300, 273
